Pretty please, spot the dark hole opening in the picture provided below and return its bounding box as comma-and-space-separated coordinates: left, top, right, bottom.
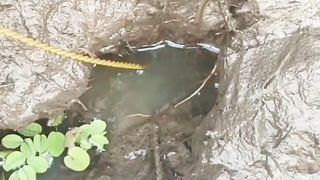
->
80, 43, 219, 123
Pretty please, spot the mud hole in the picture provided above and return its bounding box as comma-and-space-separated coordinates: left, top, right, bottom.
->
7, 42, 221, 180
67, 44, 219, 180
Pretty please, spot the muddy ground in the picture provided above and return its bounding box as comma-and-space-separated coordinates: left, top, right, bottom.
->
1, 0, 320, 180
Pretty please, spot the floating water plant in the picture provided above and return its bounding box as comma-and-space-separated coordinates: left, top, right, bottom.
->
47, 132, 65, 157
0, 117, 109, 180
17, 123, 42, 137
64, 147, 90, 172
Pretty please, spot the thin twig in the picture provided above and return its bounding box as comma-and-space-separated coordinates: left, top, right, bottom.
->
69, 99, 88, 111
174, 64, 217, 108
126, 114, 151, 118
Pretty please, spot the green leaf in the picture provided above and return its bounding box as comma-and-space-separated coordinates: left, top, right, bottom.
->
24, 139, 36, 157
65, 128, 80, 148
18, 165, 36, 180
17, 123, 42, 137
79, 140, 92, 150
33, 134, 48, 153
0, 150, 14, 159
51, 114, 65, 127
89, 134, 109, 151
3, 151, 27, 171
2, 134, 24, 149
27, 156, 49, 173
8, 170, 19, 180
64, 147, 90, 171
47, 132, 65, 157
20, 141, 36, 158
76, 124, 91, 143
89, 119, 107, 135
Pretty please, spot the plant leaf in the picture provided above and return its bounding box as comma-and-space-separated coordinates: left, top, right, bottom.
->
64, 147, 90, 171
79, 140, 92, 150
89, 119, 107, 135
27, 156, 49, 173
18, 165, 36, 180
65, 127, 79, 148
33, 134, 48, 153
3, 151, 26, 171
76, 124, 91, 143
89, 134, 109, 151
47, 132, 65, 157
20, 141, 36, 158
8, 170, 19, 180
2, 134, 24, 149
24, 139, 36, 157
17, 123, 42, 137
0, 150, 14, 159
51, 114, 65, 127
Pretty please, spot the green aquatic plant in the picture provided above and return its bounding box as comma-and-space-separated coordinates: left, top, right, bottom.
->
0, 117, 109, 180
64, 147, 90, 172
47, 132, 65, 157
65, 119, 109, 151
17, 123, 42, 137
2, 135, 23, 149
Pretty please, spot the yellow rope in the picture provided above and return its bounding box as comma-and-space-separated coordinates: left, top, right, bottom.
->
0, 26, 144, 70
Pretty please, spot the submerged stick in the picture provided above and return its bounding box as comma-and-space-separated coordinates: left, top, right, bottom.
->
174, 64, 217, 108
